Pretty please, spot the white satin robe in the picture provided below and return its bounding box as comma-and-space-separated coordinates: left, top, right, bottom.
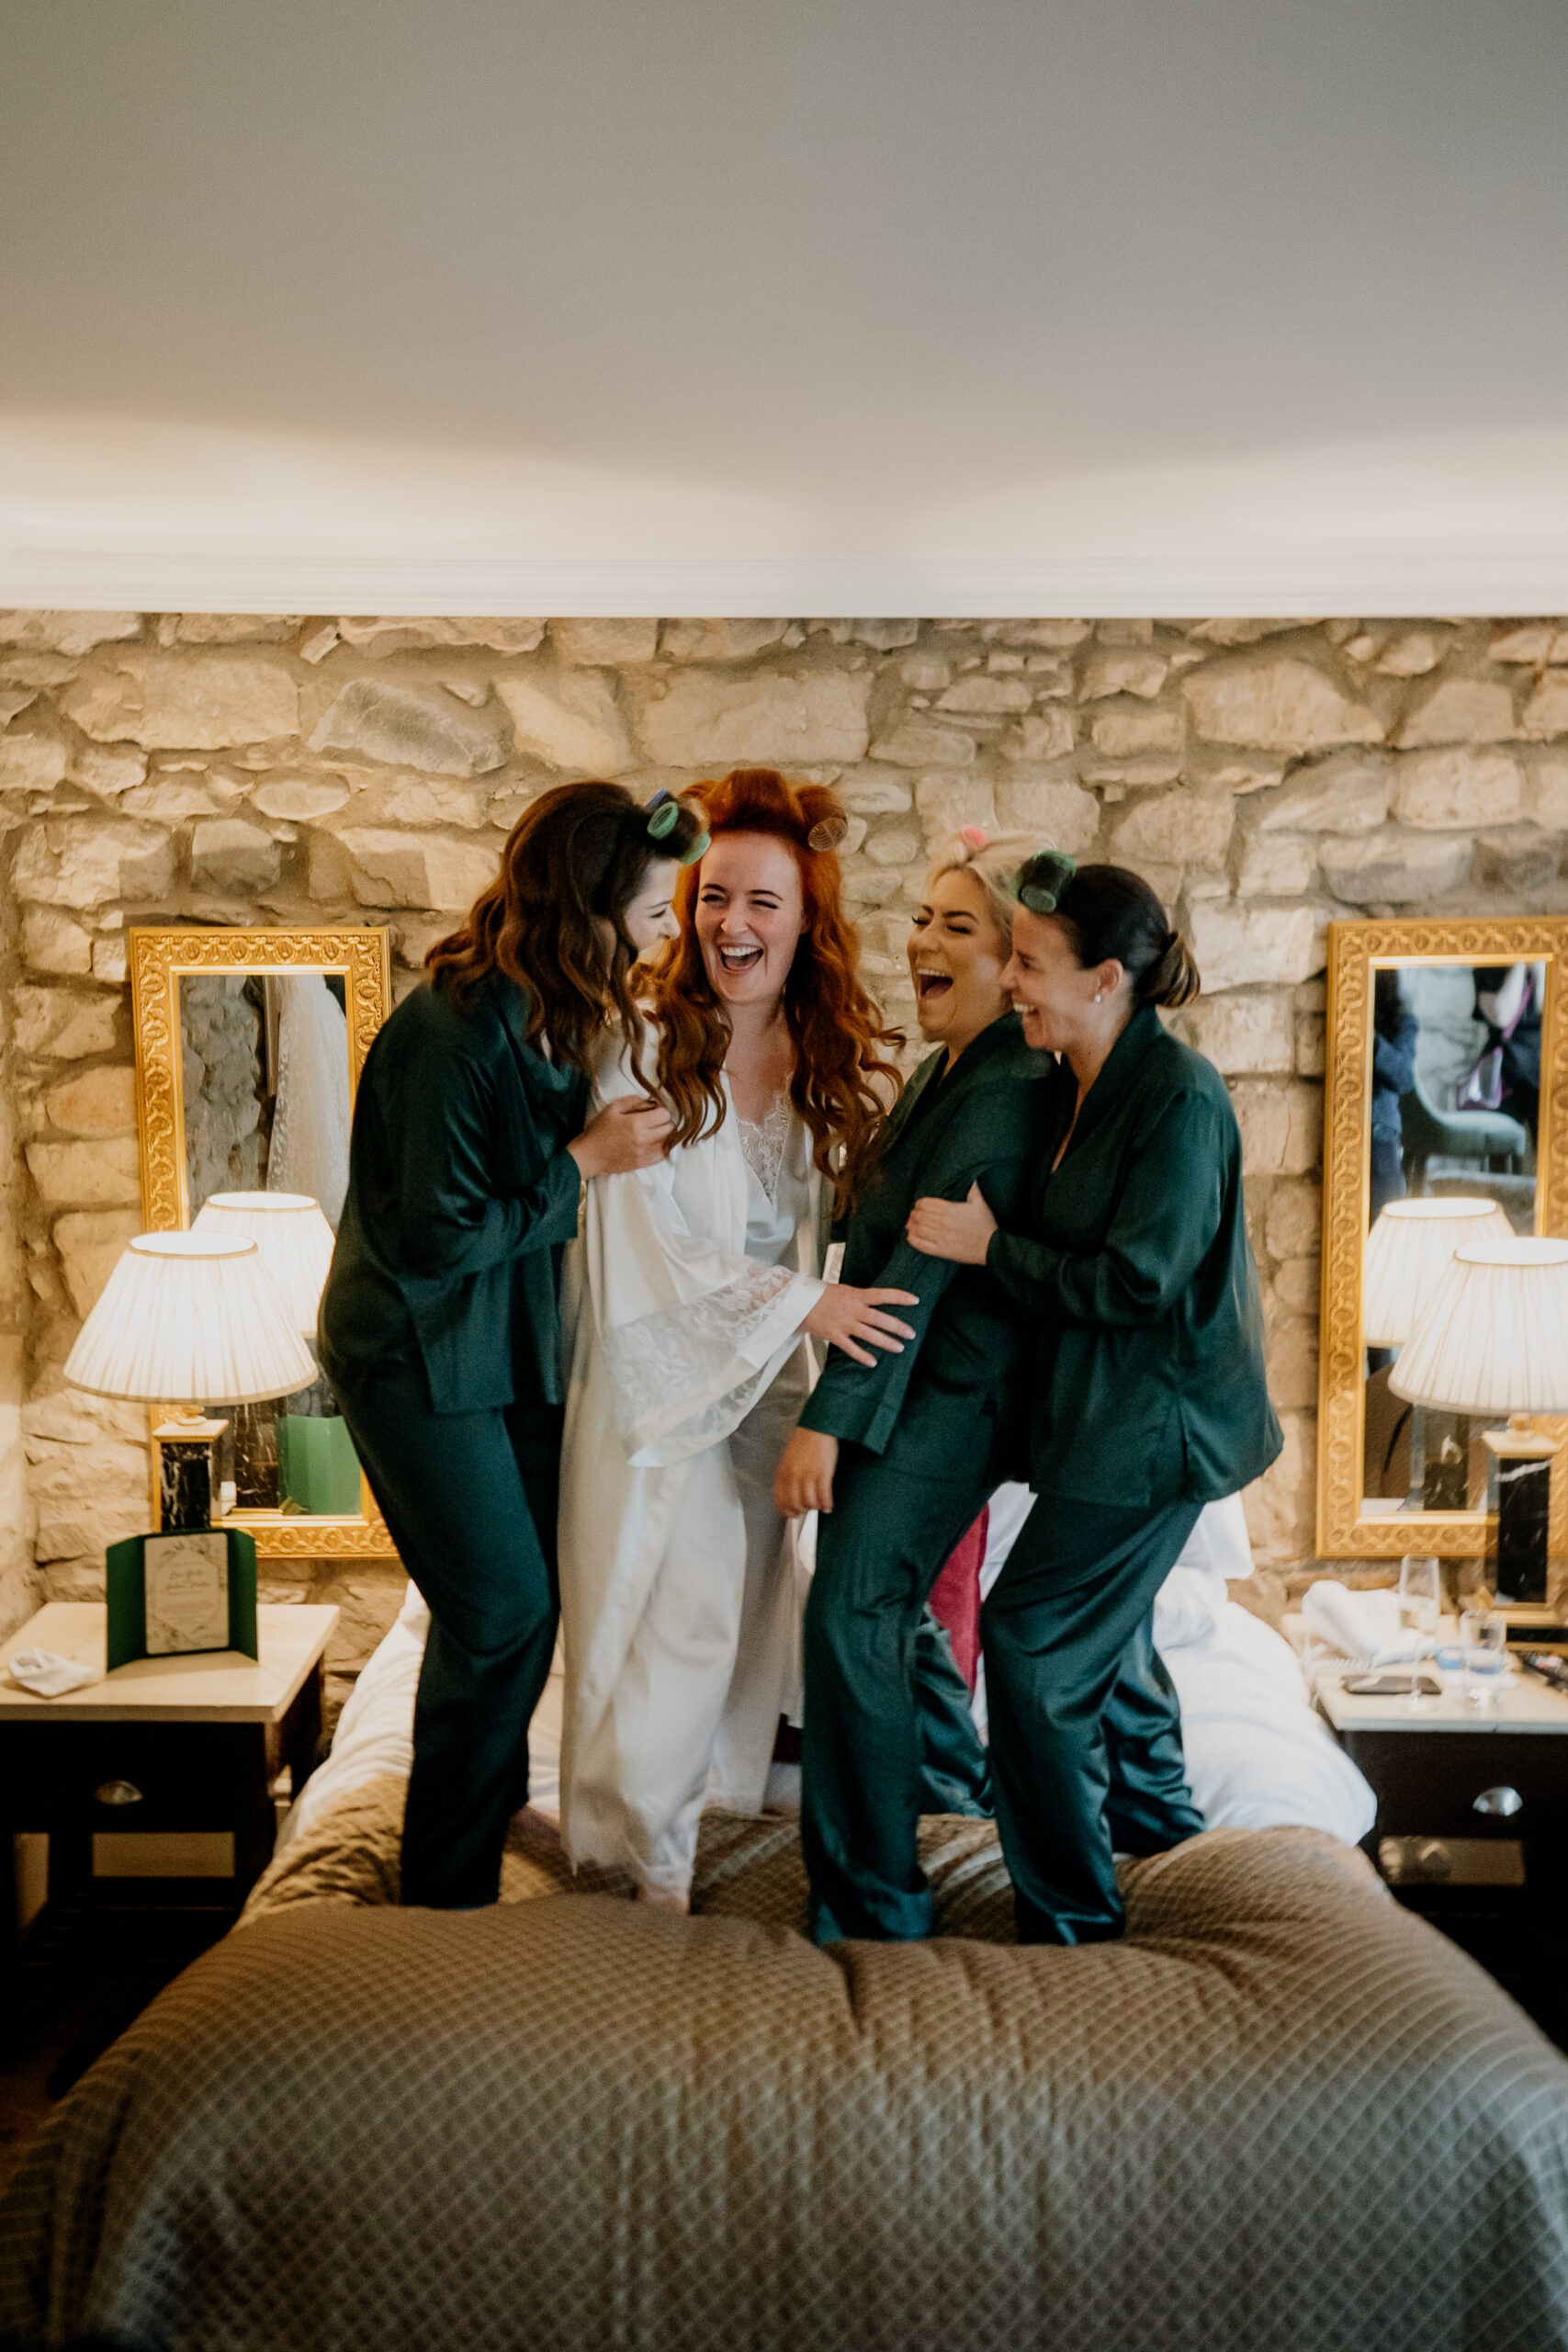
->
558, 1035, 826, 1894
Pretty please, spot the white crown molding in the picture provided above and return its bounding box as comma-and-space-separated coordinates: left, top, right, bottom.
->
6, 541, 1568, 618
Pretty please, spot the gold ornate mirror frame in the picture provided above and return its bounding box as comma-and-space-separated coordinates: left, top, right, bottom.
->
1317, 915, 1568, 1558
130, 925, 398, 1558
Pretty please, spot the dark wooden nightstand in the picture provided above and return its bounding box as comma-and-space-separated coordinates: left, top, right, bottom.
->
1, 1601, 337, 1974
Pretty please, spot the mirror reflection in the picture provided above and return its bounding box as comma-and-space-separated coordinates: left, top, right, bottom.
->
1362, 958, 1545, 1516
178, 969, 357, 1519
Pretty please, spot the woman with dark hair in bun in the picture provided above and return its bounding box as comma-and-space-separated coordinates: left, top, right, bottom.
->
897, 856, 1281, 1948
320, 780, 708, 1911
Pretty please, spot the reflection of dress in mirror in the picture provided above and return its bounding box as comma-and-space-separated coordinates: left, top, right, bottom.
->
265, 975, 352, 1229
1471, 963, 1544, 1146
1371, 970, 1417, 1231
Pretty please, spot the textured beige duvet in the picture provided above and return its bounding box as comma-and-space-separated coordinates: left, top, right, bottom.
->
4, 1792, 1568, 2350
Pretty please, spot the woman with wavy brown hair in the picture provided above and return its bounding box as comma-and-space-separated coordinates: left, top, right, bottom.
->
557, 767, 912, 1907
319, 780, 706, 1910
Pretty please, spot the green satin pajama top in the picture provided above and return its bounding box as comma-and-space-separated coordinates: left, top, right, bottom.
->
986, 1003, 1281, 1508
318, 973, 588, 1416
799, 1011, 1054, 1468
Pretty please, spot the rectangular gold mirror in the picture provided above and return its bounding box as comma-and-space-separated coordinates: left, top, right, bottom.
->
130, 926, 397, 1558
1318, 916, 1568, 1558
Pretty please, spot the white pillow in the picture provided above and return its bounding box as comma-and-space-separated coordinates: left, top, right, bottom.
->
1152, 1565, 1226, 1650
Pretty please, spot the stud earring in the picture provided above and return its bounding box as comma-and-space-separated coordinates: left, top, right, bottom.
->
1094, 989, 1103, 1002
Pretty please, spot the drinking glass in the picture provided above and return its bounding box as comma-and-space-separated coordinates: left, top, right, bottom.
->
1460, 1608, 1507, 1708
1398, 1555, 1442, 1711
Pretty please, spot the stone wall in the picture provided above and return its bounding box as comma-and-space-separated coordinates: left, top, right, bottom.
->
5, 607, 1567, 1660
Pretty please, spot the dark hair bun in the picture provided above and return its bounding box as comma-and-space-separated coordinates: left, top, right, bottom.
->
1142, 928, 1201, 1009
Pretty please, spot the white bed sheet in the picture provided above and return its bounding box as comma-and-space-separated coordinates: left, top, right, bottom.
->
284, 1554, 1374, 1854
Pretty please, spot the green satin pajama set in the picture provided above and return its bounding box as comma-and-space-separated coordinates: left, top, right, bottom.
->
319, 974, 585, 1910
802, 1004, 1281, 1946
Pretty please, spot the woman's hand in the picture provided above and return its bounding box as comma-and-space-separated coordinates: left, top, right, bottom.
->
774, 1429, 840, 1517
802, 1284, 919, 1369
906, 1182, 997, 1265
568, 1094, 674, 1179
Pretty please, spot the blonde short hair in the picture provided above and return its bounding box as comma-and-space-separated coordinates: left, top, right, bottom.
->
919, 832, 1041, 955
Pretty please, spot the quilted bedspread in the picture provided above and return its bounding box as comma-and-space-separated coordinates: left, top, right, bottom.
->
4, 1804, 1568, 2352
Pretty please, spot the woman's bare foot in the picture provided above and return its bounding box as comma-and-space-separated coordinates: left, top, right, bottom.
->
635, 1883, 691, 1914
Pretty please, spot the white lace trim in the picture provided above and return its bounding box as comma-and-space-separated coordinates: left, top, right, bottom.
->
737, 1091, 791, 1207
601, 1261, 803, 1457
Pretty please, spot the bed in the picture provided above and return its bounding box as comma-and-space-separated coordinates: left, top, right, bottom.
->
10, 1524, 1568, 2351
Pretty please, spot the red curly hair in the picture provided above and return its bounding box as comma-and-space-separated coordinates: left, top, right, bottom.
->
649, 768, 902, 1200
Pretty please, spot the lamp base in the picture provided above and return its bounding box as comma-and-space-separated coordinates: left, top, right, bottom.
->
1483, 1427, 1558, 1606
153, 1417, 230, 1532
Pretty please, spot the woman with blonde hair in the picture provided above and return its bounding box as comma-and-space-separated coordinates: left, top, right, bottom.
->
557, 767, 912, 1907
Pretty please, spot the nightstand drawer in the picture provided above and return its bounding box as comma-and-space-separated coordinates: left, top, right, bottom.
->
1340, 1729, 1568, 1841
0, 1721, 266, 1833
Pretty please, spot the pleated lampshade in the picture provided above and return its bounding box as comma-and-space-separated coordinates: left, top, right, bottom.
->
192, 1191, 335, 1331
62, 1231, 317, 1406
1391, 1237, 1568, 1416
1362, 1196, 1514, 1348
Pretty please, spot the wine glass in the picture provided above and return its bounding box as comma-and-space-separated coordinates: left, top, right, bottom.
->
1398, 1555, 1442, 1712
1460, 1608, 1507, 1709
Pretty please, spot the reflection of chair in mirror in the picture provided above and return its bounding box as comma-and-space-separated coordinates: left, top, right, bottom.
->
1397, 1071, 1529, 1195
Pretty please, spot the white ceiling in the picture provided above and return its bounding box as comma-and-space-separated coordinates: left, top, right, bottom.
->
3, 0, 1566, 615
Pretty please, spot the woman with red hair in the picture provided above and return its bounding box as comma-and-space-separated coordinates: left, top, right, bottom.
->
558, 768, 911, 1907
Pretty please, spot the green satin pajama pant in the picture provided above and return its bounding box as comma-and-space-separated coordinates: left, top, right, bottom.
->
333, 1362, 562, 1910
804, 1462, 1203, 1945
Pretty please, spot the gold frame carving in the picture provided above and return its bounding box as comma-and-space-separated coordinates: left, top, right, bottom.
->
130, 925, 399, 1558
1317, 916, 1568, 1559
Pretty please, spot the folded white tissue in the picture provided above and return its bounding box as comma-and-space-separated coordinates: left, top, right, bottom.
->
1302, 1581, 1431, 1668
6, 1646, 99, 1698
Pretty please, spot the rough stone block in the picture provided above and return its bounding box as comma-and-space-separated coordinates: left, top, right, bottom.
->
1241, 1411, 1314, 1563
1005, 710, 1075, 760
914, 775, 997, 848
25, 1136, 141, 1205
549, 618, 659, 665
1394, 677, 1515, 747
11, 817, 177, 907
0, 729, 71, 794
992, 776, 1100, 853
1273, 1255, 1322, 1314
91, 937, 128, 985
634, 668, 872, 767
1320, 828, 1473, 903
1080, 650, 1168, 701
1230, 1079, 1322, 1176
71, 742, 149, 797
1185, 901, 1322, 989
156, 615, 300, 645
1489, 625, 1558, 664
335, 616, 546, 658
62, 651, 299, 748
1183, 654, 1382, 750
0, 611, 140, 655
378, 780, 491, 830
53, 1208, 141, 1317
660, 620, 790, 662
310, 679, 509, 775
493, 673, 631, 773
1237, 833, 1316, 895
122, 776, 242, 820
1374, 631, 1442, 676
1263, 1312, 1319, 1411
863, 824, 921, 867
43, 1065, 135, 1136
1390, 746, 1520, 828
1168, 992, 1295, 1075
339, 828, 499, 911
1110, 790, 1232, 870
12, 987, 118, 1062
190, 817, 281, 891
1294, 1012, 1326, 1077
1266, 1178, 1323, 1261
18, 911, 93, 977
1090, 707, 1182, 756
1525, 754, 1568, 831
835, 770, 912, 817
1256, 754, 1390, 834
1473, 825, 1565, 894
250, 775, 352, 820
868, 718, 975, 767
1520, 670, 1568, 739
934, 674, 1032, 714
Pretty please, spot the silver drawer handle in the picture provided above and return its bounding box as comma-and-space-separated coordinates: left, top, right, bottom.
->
95, 1780, 143, 1807
1473, 1786, 1523, 1817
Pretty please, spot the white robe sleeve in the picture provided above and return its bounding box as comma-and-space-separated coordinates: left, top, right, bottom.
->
579, 1048, 823, 1468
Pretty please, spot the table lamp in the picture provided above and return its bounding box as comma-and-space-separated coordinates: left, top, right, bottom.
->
1392, 1237, 1568, 1603
62, 1233, 316, 1667
1363, 1197, 1513, 1507
190, 1191, 358, 1514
